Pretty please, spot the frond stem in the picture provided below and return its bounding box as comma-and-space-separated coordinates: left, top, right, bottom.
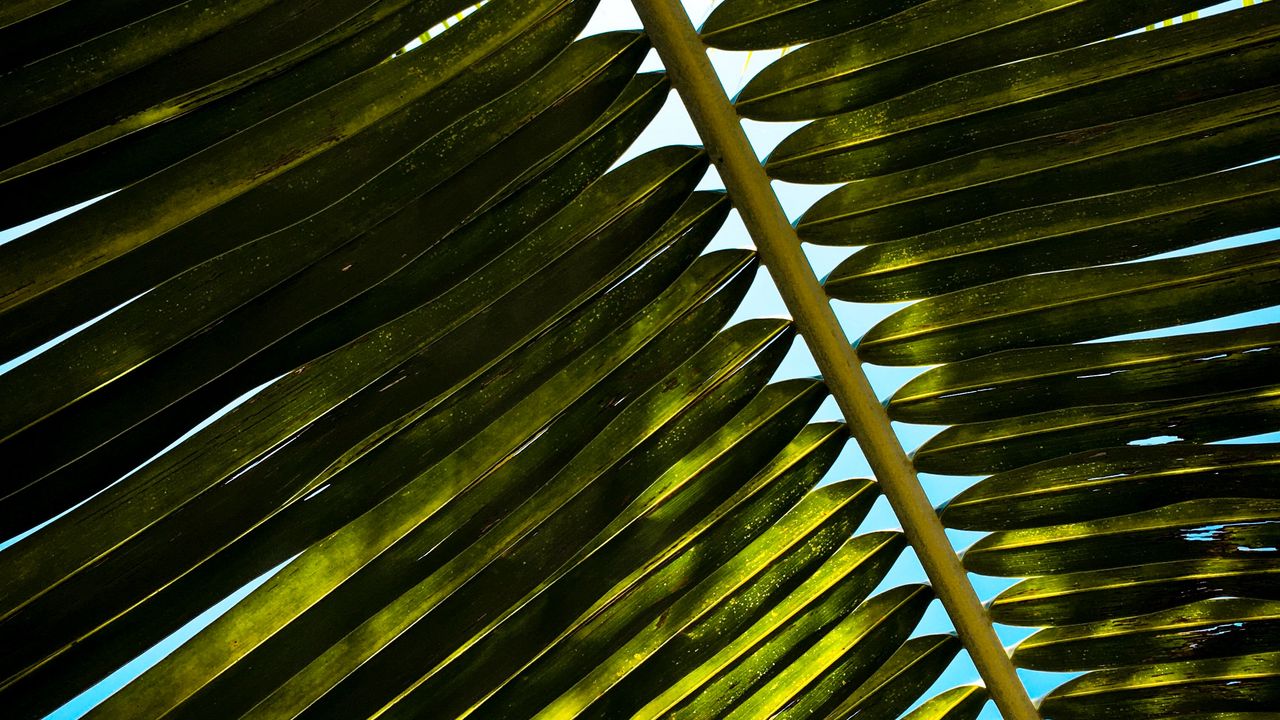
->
627, 1, 1040, 717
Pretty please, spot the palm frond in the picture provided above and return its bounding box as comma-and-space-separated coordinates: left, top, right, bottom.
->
708, 0, 1279, 715
5, 0, 1279, 717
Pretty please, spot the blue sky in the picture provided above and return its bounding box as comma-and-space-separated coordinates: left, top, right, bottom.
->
4, 1, 1277, 717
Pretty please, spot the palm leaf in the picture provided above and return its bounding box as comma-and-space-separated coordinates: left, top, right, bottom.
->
1, 1, 955, 718
4, 0, 1280, 718
698, 0, 1280, 715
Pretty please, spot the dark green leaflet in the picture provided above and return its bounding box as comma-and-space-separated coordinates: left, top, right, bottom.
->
962, 498, 1280, 576
0, 0, 279, 123
827, 160, 1280, 302
1014, 597, 1280, 671
768, 3, 1280, 183
736, 0, 1215, 121
989, 559, 1280, 626
940, 444, 1280, 531
0, 0, 192, 70
1038, 651, 1280, 719
888, 323, 1280, 425
0, 0, 67, 27
859, 239, 1280, 367
795, 85, 1280, 245
700, 0, 925, 51
914, 382, 1280, 474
